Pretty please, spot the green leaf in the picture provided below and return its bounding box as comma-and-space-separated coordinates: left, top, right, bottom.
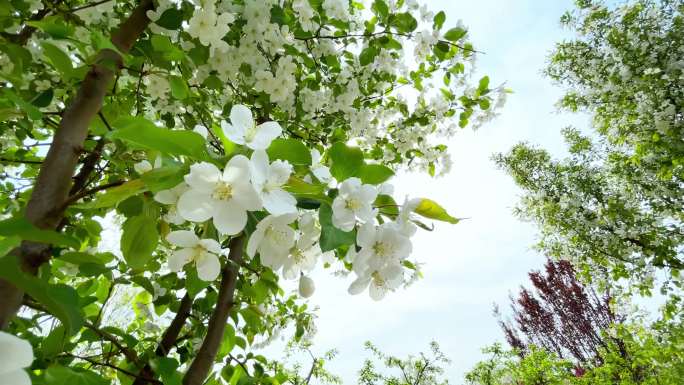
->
359, 46, 378, 66
372, 0, 389, 19
151, 357, 181, 385
44, 365, 109, 385
0, 236, 21, 257
284, 176, 329, 202
329, 143, 364, 181
358, 164, 394, 184
433, 11, 446, 30
141, 166, 185, 192
169, 75, 189, 100
154, 8, 184, 30
59, 251, 115, 265
32, 89, 54, 107
75, 179, 146, 209
267, 138, 312, 165
414, 198, 459, 224
391, 12, 418, 33
443, 27, 467, 42
0, 255, 84, 335
110, 116, 210, 160
375, 194, 399, 217
185, 268, 210, 298
0, 217, 80, 249
3, 88, 42, 120
121, 216, 159, 270
219, 323, 236, 357
478, 75, 490, 93
26, 17, 74, 39
42, 325, 68, 358
319, 203, 355, 251
41, 42, 73, 78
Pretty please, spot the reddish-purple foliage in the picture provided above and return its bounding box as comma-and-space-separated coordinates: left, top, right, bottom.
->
497, 259, 623, 365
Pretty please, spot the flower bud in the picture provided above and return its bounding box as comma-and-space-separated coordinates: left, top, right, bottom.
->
298, 275, 315, 298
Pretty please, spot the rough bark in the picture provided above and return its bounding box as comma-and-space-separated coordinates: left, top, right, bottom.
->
0, 0, 154, 329
132, 293, 194, 385
183, 236, 245, 385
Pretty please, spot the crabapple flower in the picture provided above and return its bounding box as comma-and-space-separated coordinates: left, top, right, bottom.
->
298, 275, 315, 298
356, 222, 412, 270
247, 213, 297, 271
154, 182, 190, 225
221, 105, 282, 150
166, 230, 224, 281
0, 331, 34, 385
177, 156, 262, 235
392, 197, 422, 237
282, 212, 331, 279
331, 177, 378, 231
348, 261, 404, 301
310, 149, 332, 183
250, 150, 297, 215
133, 155, 162, 174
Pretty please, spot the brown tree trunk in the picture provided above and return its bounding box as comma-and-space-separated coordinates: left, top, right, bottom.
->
0, 0, 155, 329
183, 236, 244, 385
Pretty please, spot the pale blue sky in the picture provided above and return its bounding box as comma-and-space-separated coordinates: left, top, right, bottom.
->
264, 1, 593, 383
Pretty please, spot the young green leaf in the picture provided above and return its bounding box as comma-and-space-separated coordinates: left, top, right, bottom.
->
121, 215, 159, 270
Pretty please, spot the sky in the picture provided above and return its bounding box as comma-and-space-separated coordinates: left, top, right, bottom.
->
262, 0, 593, 383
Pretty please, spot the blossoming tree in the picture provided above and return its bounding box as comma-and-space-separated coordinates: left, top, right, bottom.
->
0, 0, 503, 384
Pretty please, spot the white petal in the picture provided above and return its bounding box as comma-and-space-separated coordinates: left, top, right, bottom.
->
249, 150, 269, 186
263, 189, 297, 215
177, 189, 214, 222
268, 160, 293, 186
198, 239, 222, 254
312, 165, 332, 183
168, 248, 194, 272
356, 222, 376, 248
359, 184, 378, 203
249, 121, 282, 150
154, 189, 177, 205
230, 104, 254, 131
339, 177, 361, 196
0, 369, 31, 385
213, 202, 247, 235
246, 226, 265, 258
223, 154, 252, 183
193, 124, 209, 139
348, 275, 370, 295
310, 149, 321, 164
369, 282, 388, 301
196, 253, 221, 281
221, 121, 245, 145
272, 212, 298, 226
166, 230, 199, 247
153, 155, 163, 169
0, 332, 33, 375
185, 162, 221, 192
231, 182, 263, 211
134, 160, 153, 174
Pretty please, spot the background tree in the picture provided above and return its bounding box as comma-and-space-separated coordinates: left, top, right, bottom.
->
494, 0, 683, 302
496, 259, 623, 366
358, 341, 450, 385
0, 0, 503, 384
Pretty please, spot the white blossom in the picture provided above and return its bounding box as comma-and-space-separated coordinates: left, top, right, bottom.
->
250, 150, 297, 215
177, 156, 262, 235
331, 177, 378, 231
246, 213, 297, 270
166, 230, 224, 281
0, 331, 33, 385
221, 105, 282, 150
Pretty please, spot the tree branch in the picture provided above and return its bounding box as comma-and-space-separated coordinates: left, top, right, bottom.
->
0, 0, 155, 330
182, 236, 245, 385
131, 293, 193, 385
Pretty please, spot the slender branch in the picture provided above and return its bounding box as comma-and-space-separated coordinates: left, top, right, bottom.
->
182, 236, 245, 385
0, 157, 43, 164
0, 0, 155, 330
66, 353, 162, 384
131, 293, 193, 385
68, 0, 115, 14
62, 180, 125, 208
